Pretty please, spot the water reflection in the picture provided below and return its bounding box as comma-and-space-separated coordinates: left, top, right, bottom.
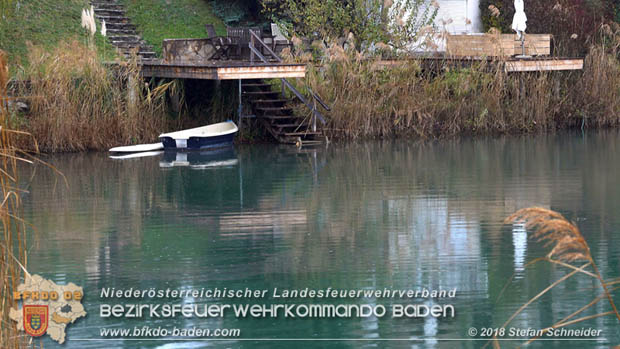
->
159, 148, 239, 169
512, 222, 527, 274
18, 130, 620, 348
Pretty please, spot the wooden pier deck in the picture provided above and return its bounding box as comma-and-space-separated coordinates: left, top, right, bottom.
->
397, 54, 584, 73
139, 60, 306, 80
138, 56, 582, 82
503, 57, 583, 72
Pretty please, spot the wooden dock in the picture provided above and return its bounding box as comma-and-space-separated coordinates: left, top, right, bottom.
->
375, 55, 584, 73
138, 55, 582, 82
139, 60, 306, 80
504, 58, 583, 72
130, 34, 583, 146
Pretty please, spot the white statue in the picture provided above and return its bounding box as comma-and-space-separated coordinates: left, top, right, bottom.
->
512, 0, 527, 40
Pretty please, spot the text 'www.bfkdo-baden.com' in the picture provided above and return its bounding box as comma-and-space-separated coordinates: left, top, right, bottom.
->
99, 326, 241, 338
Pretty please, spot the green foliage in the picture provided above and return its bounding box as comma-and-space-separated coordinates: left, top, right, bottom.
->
0, 0, 15, 17
479, 0, 616, 56
263, 0, 437, 51
210, 0, 246, 25
120, 0, 226, 56
210, 0, 263, 25
479, 0, 512, 32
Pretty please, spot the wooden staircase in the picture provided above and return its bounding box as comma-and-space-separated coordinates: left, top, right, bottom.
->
90, 0, 157, 60
242, 80, 323, 145
242, 31, 330, 145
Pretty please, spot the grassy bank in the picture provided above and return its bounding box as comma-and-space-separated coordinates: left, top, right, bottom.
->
0, 0, 115, 73
119, 0, 226, 56
0, 0, 225, 68
298, 26, 620, 139
11, 40, 186, 152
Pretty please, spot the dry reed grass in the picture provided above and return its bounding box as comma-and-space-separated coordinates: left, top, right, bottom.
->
0, 50, 30, 348
495, 207, 620, 348
299, 25, 620, 139
0, 0, 14, 16
14, 40, 180, 152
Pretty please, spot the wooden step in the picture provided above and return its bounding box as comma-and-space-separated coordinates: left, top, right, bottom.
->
243, 91, 279, 95
283, 131, 321, 136
294, 139, 324, 145
242, 83, 273, 88
260, 115, 301, 120
256, 106, 293, 112
250, 98, 294, 104
274, 123, 309, 128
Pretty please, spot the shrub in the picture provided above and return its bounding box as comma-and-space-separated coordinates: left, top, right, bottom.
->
480, 0, 614, 56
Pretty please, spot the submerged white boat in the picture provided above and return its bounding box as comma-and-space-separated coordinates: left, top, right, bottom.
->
159, 121, 238, 150
109, 143, 163, 153
109, 151, 164, 160
109, 121, 238, 153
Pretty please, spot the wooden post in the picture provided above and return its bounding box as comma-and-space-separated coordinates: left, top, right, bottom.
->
127, 74, 139, 116
237, 79, 243, 130
250, 35, 254, 64
281, 79, 285, 98
312, 101, 317, 132
239, 154, 243, 209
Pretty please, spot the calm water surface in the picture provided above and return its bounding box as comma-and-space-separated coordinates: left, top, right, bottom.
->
20, 131, 620, 348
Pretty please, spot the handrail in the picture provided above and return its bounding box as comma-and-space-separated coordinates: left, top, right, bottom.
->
249, 30, 282, 63
249, 31, 330, 113
248, 42, 326, 125
309, 89, 331, 112
280, 78, 326, 125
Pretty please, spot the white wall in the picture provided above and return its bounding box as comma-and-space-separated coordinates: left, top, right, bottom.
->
435, 0, 482, 34
400, 0, 483, 52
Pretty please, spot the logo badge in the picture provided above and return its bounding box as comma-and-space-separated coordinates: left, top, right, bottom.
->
23, 305, 48, 337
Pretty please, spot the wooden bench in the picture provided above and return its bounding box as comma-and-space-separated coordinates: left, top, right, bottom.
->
446, 34, 552, 57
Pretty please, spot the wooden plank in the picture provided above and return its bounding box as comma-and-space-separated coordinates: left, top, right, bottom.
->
447, 33, 551, 57
140, 65, 218, 79
505, 59, 583, 72
217, 65, 305, 79
139, 62, 306, 80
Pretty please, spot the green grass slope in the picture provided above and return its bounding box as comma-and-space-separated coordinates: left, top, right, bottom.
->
0, 0, 114, 72
0, 0, 226, 70
119, 0, 226, 56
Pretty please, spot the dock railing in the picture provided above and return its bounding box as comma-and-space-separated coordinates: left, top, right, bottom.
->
249, 30, 329, 130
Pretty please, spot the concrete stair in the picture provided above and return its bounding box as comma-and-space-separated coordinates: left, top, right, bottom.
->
90, 0, 157, 60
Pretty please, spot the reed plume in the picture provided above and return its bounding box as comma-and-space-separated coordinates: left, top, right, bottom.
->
0, 50, 30, 348
17, 40, 179, 152
494, 207, 620, 348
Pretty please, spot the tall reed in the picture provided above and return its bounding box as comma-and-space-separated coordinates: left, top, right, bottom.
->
14, 40, 179, 152
0, 50, 29, 348
300, 24, 620, 139
496, 207, 620, 348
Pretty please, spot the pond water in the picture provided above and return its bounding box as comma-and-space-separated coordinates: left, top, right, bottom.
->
19, 131, 620, 348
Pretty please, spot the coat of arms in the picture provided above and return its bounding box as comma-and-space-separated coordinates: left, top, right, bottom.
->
23, 305, 48, 337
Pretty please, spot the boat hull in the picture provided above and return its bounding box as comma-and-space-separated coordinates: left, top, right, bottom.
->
159, 121, 238, 150
160, 132, 235, 150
